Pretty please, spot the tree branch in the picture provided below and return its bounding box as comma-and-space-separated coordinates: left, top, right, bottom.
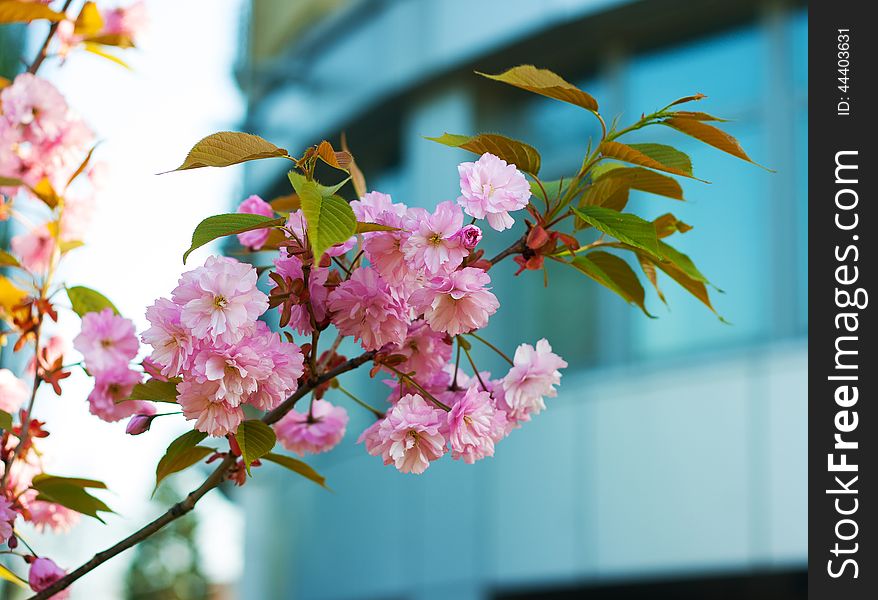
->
488, 237, 526, 266
27, 0, 74, 75
29, 350, 376, 600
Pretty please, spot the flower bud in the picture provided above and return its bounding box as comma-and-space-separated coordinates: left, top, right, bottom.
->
455, 224, 482, 250
125, 414, 155, 436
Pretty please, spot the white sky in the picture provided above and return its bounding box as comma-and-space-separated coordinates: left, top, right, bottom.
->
18, 1, 250, 597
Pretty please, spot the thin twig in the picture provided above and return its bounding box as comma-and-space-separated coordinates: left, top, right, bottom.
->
27, 0, 74, 75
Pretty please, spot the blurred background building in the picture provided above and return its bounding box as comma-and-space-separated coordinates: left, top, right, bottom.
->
235, 0, 808, 599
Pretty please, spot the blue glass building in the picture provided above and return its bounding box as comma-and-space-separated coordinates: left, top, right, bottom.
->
236, 1, 807, 598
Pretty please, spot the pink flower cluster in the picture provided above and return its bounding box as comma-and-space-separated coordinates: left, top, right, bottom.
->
359, 338, 566, 474
0, 73, 93, 192
73, 308, 154, 422
143, 256, 305, 436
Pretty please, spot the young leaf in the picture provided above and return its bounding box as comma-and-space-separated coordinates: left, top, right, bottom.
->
653, 213, 693, 238
269, 193, 300, 213
0, 249, 21, 268
662, 117, 771, 170
426, 132, 541, 176
167, 132, 289, 172
154, 430, 210, 492
289, 172, 356, 262
0, 0, 65, 24
126, 379, 179, 403
478, 65, 599, 112
182, 213, 285, 263
31, 474, 108, 489
599, 142, 704, 181
74, 1, 103, 36
82, 42, 131, 69
571, 206, 661, 259
530, 179, 567, 207
0, 410, 12, 431
0, 563, 26, 589
235, 420, 276, 474
66, 144, 98, 190
637, 254, 666, 305
667, 111, 727, 122
263, 452, 328, 489
570, 251, 651, 316
0, 276, 26, 313
666, 93, 706, 107
315, 140, 352, 171
67, 285, 119, 317
594, 166, 685, 201
340, 133, 367, 198
0, 175, 23, 187
31, 177, 61, 209
641, 251, 724, 320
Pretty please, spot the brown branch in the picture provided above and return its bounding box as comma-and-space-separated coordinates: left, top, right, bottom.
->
29, 350, 377, 600
487, 237, 526, 266
27, 0, 74, 75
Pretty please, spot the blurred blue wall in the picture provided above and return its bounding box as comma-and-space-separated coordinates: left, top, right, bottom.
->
237, 1, 807, 598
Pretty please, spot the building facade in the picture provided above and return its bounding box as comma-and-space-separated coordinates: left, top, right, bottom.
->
236, 1, 807, 598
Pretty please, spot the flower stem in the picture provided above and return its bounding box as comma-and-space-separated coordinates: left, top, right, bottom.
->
466, 332, 514, 366
460, 344, 490, 393
383, 365, 451, 411
336, 384, 384, 419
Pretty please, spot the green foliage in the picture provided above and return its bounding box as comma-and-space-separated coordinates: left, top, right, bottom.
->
154, 431, 212, 492
478, 64, 599, 112
571, 206, 661, 259
0, 410, 11, 431
67, 285, 119, 317
31, 474, 113, 522
263, 452, 328, 489
182, 213, 285, 263
288, 171, 357, 263
0, 248, 21, 268
571, 252, 651, 317
234, 420, 276, 474
426, 132, 541, 176
0, 0, 64, 24
127, 379, 180, 403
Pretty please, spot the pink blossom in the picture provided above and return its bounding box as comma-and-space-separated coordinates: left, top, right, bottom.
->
270, 254, 330, 336
287, 210, 355, 257
172, 256, 268, 345
73, 308, 139, 374
387, 320, 452, 380
1, 73, 67, 139
177, 380, 243, 436
365, 394, 446, 474
458, 152, 531, 231
356, 419, 385, 455
351, 191, 407, 224
0, 368, 29, 413
410, 267, 499, 336
27, 335, 66, 376
446, 387, 506, 463
402, 201, 467, 274
87, 365, 153, 423
273, 250, 304, 280
328, 267, 409, 351
245, 322, 304, 411
274, 399, 349, 455
236, 194, 275, 249
25, 500, 79, 533
11, 224, 56, 272
501, 338, 567, 420
58, 190, 95, 242
101, 0, 148, 40
0, 498, 16, 543
29, 557, 70, 600
192, 338, 272, 407
142, 298, 195, 378
362, 209, 413, 287
454, 224, 482, 250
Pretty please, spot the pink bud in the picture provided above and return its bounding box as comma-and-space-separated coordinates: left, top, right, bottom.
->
455, 224, 482, 250
126, 414, 155, 436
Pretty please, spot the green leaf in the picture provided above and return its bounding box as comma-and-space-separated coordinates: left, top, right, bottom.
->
571, 206, 661, 259
0, 0, 65, 24
154, 430, 210, 492
288, 172, 357, 262
640, 249, 724, 321
182, 213, 285, 264
653, 213, 693, 238
599, 141, 705, 181
0, 410, 12, 431
126, 379, 179, 403
425, 132, 541, 176
32, 477, 113, 522
355, 221, 399, 234
0, 175, 23, 187
0, 563, 27, 589
478, 65, 599, 112
662, 117, 772, 170
67, 285, 119, 317
31, 474, 108, 489
570, 251, 652, 316
667, 110, 727, 122
167, 131, 289, 172
666, 93, 707, 107
656, 240, 711, 284
0, 249, 18, 268
234, 420, 276, 474
263, 452, 328, 489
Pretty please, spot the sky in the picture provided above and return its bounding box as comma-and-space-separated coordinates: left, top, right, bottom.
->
16, 1, 250, 597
